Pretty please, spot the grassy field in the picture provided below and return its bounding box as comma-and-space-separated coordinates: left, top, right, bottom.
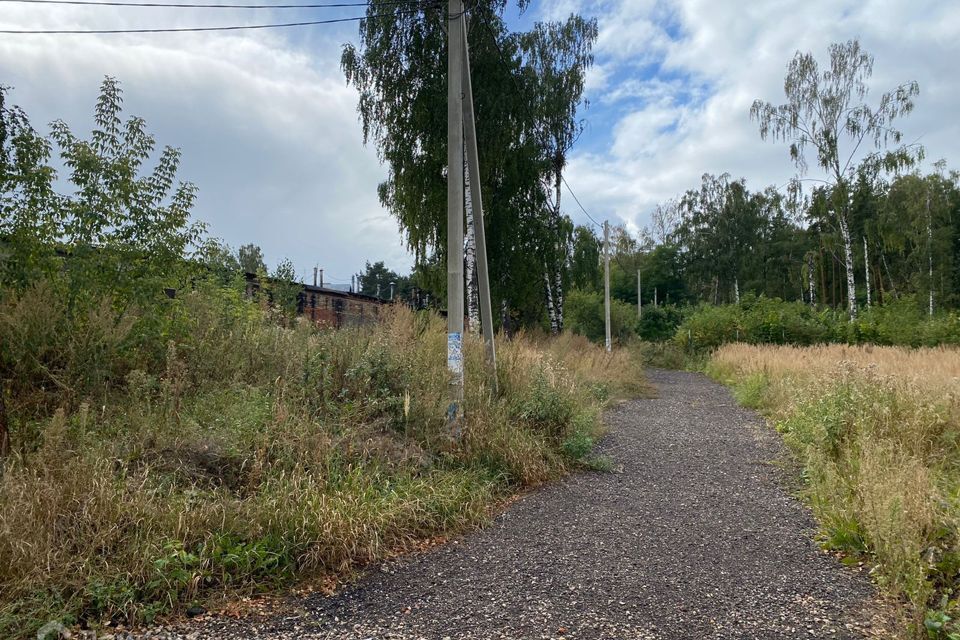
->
0, 282, 645, 639
707, 343, 960, 638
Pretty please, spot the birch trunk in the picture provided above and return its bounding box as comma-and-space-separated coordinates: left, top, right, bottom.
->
544, 263, 558, 334
807, 253, 817, 307
863, 236, 871, 308
733, 277, 740, 305
882, 252, 898, 300
551, 175, 564, 335
501, 299, 510, 338
463, 154, 480, 334
553, 267, 564, 332
927, 191, 934, 316
838, 212, 857, 320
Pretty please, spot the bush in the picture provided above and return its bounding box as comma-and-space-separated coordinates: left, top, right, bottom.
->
565, 288, 637, 344
674, 295, 960, 351
0, 286, 642, 638
636, 304, 684, 341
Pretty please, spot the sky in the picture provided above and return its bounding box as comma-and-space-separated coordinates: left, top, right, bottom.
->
2, 0, 958, 287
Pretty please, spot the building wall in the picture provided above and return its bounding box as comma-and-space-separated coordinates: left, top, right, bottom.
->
300, 288, 382, 328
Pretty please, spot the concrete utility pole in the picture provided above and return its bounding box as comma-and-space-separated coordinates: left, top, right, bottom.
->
604, 220, 611, 352
461, 17, 497, 393
637, 269, 642, 319
446, 0, 465, 430
390, 281, 396, 301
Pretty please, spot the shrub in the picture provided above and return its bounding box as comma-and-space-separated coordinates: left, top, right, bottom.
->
636, 304, 684, 341
565, 288, 638, 344
0, 287, 642, 638
674, 295, 960, 352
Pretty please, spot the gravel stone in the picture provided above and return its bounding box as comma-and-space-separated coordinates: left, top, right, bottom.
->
135, 369, 882, 639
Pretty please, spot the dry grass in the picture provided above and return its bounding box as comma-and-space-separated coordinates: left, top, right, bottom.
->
711, 343, 960, 392
708, 343, 960, 638
0, 285, 643, 639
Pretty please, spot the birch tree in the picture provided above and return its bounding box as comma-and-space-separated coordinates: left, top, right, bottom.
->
342, 2, 594, 330
464, 154, 480, 333
517, 16, 597, 332
751, 39, 921, 320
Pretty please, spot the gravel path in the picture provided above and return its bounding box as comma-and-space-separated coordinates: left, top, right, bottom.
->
144, 369, 882, 639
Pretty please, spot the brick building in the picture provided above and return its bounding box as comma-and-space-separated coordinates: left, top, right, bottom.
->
243, 273, 386, 328
297, 283, 383, 328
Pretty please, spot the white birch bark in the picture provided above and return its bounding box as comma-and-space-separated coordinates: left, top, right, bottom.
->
544, 263, 558, 334
734, 277, 740, 305
807, 253, 817, 307
927, 191, 934, 316
863, 236, 871, 308
838, 212, 857, 320
501, 298, 509, 337
553, 266, 564, 332
463, 154, 480, 334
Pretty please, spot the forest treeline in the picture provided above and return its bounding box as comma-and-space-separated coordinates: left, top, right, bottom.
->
560, 166, 960, 346
344, 14, 957, 340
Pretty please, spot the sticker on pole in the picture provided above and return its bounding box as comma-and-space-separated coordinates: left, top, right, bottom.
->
447, 331, 463, 377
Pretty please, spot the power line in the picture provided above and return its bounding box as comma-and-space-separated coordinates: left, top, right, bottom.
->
561, 174, 602, 227
0, 0, 417, 9
0, 7, 419, 31
476, 10, 602, 230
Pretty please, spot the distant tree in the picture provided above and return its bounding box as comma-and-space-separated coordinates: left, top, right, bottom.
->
199, 239, 241, 284
751, 39, 922, 320
237, 243, 266, 275
269, 258, 300, 320
358, 260, 410, 300
569, 225, 601, 291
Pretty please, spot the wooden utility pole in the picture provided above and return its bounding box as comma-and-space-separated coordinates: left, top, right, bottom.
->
446, 0, 465, 430
604, 220, 611, 352
637, 269, 642, 319
461, 18, 497, 393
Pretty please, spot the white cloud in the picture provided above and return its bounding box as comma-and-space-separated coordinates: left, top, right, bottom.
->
0, 6, 407, 284
3, 0, 958, 278
548, 0, 960, 235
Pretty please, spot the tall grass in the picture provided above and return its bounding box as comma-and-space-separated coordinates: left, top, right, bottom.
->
0, 280, 644, 639
708, 344, 960, 638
